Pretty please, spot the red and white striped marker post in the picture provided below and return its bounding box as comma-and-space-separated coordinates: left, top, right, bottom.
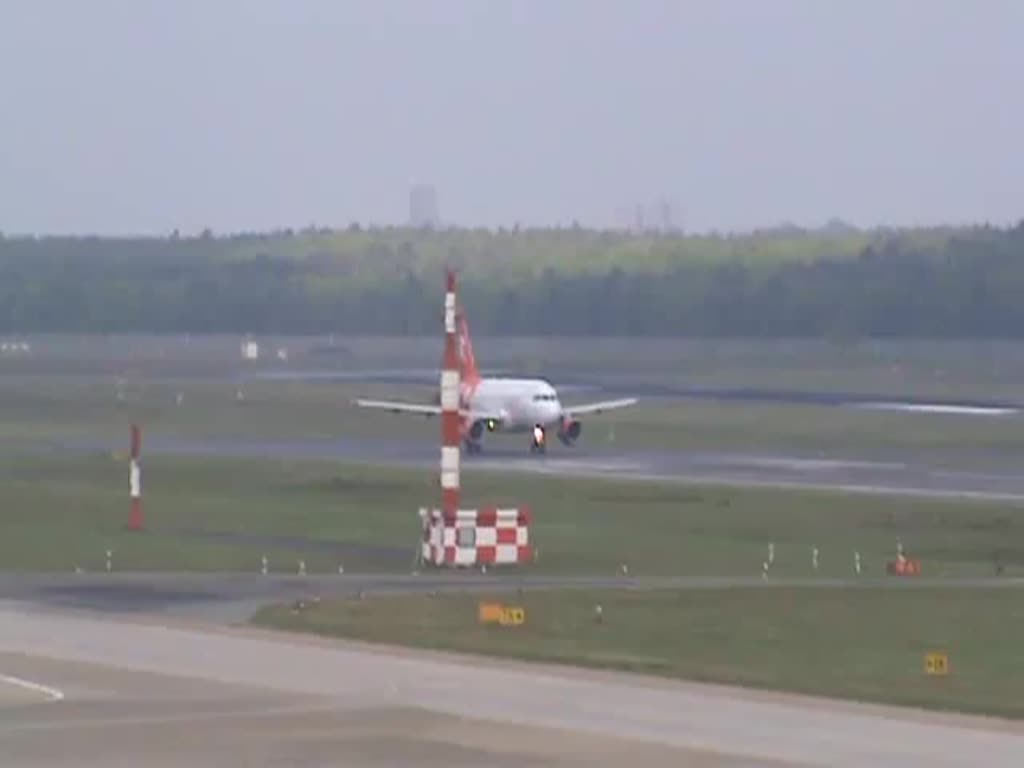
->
128, 424, 143, 531
440, 269, 461, 517
419, 269, 534, 569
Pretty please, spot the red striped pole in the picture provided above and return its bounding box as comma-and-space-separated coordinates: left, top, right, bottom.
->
440, 269, 461, 517
128, 424, 143, 531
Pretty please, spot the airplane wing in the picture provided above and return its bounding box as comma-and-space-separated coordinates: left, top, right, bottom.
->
352, 399, 506, 425
352, 399, 442, 416
563, 397, 638, 418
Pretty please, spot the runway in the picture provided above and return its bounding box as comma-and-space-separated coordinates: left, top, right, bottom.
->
2, 602, 1023, 767
51, 431, 1024, 503
242, 367, 1024, 414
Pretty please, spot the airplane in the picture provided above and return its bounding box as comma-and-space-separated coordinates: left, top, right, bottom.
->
353, 305, 637, 454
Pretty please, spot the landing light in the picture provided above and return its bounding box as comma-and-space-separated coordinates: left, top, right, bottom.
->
487, 419, 496, 431
533, 425, 545, 445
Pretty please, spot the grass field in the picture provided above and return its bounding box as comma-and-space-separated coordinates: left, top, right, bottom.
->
5, 365, 1024, 469
4, 336, 1024, 573
252, 586, 1024, 719
5, 336, 1024, 720
2, 451, 1022, 578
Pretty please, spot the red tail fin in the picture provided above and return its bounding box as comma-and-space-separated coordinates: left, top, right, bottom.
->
457, 306, 481, 396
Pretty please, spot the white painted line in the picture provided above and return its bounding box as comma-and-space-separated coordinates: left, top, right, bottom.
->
0, 704, 335, 734
851, 401, 1019, 416
0, 673, 65, 702
493, 462, 1024, 505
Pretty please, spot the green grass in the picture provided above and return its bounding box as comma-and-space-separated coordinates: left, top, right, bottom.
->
252, 587, 1024, 719
0, 454, 422, 573
2, 452, 1023, 577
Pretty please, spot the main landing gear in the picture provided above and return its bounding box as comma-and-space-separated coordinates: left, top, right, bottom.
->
463, 426, 547, 455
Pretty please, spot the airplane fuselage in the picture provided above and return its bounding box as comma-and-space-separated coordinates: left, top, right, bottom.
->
352, 278, 635, 453
465, 377, 565, 433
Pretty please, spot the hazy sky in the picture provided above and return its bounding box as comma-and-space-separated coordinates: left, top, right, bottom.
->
1, 0, 1022, 235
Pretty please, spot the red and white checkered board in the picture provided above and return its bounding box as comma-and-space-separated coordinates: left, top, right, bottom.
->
420, 507, 532, 567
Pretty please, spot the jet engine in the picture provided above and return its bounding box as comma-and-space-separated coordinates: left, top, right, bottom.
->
464, 418, 491, 454
557, 417, 581, 445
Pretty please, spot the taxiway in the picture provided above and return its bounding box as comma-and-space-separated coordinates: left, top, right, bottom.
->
2, 603, 1022, 767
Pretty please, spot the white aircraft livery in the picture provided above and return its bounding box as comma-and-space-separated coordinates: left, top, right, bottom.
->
354, 305, 637, 454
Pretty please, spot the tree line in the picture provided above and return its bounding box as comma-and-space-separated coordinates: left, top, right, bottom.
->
1, 223, 1023, 337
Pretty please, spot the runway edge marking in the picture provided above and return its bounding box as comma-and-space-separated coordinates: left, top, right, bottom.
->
0, 673, 65, 702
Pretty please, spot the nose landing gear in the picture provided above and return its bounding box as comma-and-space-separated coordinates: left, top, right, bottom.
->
530, 425, 547, 454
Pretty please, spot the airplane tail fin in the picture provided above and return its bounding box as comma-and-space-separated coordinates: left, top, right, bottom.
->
456, 306, 481, 393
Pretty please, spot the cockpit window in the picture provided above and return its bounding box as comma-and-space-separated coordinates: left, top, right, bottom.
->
533, 393, 557, 402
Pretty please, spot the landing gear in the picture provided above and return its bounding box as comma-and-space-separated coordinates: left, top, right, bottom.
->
530, 425, 547, 455
465, 420, 485, 455
557, 418, 581, 446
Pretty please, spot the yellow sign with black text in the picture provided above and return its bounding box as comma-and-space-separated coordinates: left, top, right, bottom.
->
925, 652, 949, 676
478, 602, 526, 627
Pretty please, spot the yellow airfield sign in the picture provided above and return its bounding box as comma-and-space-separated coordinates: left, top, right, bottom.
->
924, 652, 949, 676
478, 602, 526, 627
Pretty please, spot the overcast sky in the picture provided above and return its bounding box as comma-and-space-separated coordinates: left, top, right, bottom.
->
1, 0, 1021, 235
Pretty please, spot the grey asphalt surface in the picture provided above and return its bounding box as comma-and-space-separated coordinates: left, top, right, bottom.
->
2, 603, 1023, 767
0, 651, 725, 768
48, 431, 1024, 504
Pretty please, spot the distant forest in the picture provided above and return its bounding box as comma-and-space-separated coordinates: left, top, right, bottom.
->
1, 222, 1023, 337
